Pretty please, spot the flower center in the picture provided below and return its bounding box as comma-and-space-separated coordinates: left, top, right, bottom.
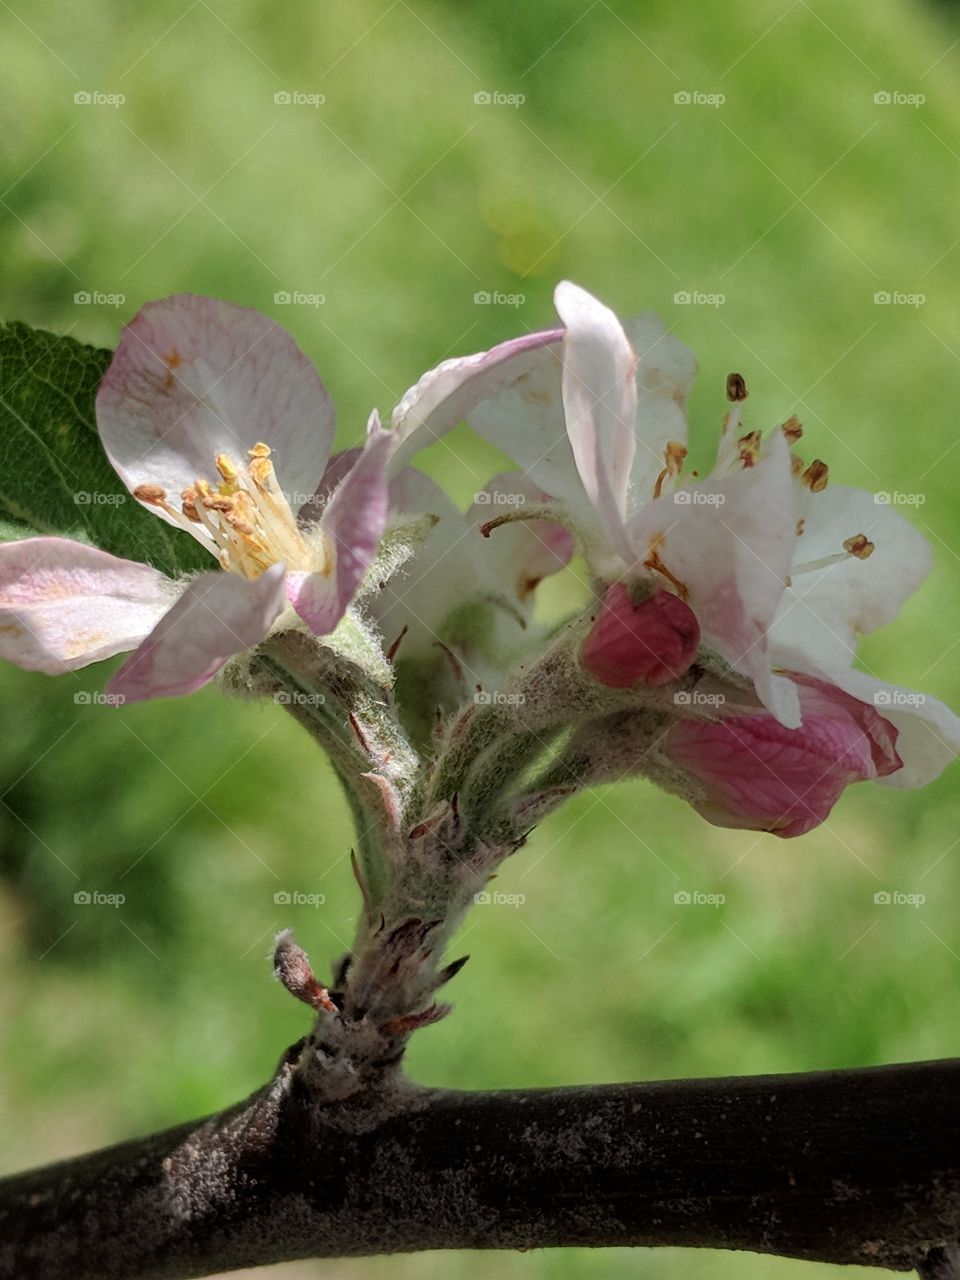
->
134, 443, 324, 580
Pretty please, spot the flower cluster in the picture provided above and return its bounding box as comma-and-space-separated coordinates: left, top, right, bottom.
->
1, 285, 956, 840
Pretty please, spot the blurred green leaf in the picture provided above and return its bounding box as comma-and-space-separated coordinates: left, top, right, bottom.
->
0, 323, 208, 576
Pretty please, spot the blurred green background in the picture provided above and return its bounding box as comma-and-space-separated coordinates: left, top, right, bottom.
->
2, 0, 960, 1276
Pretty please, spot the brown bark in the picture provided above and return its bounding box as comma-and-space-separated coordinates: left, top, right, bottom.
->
1, 1054, 959, 1279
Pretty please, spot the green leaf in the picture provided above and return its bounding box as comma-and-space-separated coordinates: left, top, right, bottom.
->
0, 322, 210, 577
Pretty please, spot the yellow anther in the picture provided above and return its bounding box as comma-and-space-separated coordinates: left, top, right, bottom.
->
215, 454, 240, 484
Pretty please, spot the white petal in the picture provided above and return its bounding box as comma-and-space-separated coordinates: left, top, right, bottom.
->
107, 565, 286, 703
97, 295, 335, 524
622, 311, 696, 503
554, 281, 637, 558
0, 538, 172, 674
770, 486, 932, 668
390, 328, 563, 474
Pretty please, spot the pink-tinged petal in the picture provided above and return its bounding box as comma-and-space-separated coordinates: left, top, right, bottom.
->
771, 486, 933, 668
299, 447, 362, 522
389, 328, 563, 475
629, 428, 800, 726
581, 583, 699, 688
288, 412, 394, 635
107, 564, 286, 703
0, 538, 172, 674
665, 679, 900, 838
775, 649, 960, 790
554, 281, 638, 559
622, 312, 696, 502
97, 295, 335, 528
467, 472, 574, 602
368, 468, 483, 657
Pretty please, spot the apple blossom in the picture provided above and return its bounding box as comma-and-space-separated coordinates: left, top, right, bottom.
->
386, 281, 960, 827
0, 295, 394, 702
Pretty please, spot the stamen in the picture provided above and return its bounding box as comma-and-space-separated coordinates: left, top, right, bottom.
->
801, 459, 829, 491
138, 444, 316, 581
726, 372, 748, 402
738, 430, 761, 467
793, 533, 876, 577
781, 416, 803, 445
652, 440, 688, 498
843, 534, 875, 560
133, 484, 167, 504
215, 454, 239, 484
644, 540, 690, 601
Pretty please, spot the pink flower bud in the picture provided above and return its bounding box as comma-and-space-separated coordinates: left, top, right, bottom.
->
664, 676, 902, 837
581, 583, 700, 689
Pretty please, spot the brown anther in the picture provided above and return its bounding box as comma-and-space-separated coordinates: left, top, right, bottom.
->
726, 372, 748, 402
223, 512, 257, 537
802, 459, 829, 492
795, 518, 806, 536
133, 483, 167, 504
781, 415, 803, 444
791, 454, 805, 477
738, 430, 762, 467
843, 533, 875, 560
202, 495, 236, 513
248, 442, 272, 459
180, 488, 201, 522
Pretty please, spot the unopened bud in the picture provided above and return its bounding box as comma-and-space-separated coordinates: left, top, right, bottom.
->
581, 583, 700, 689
